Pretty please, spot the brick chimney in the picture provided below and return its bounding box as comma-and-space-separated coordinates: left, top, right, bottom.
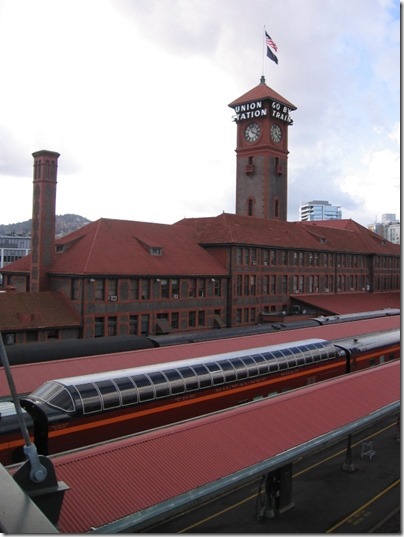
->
30, 150, 60, 292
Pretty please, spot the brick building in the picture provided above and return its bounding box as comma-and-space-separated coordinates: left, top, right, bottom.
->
0, 80, 400, 344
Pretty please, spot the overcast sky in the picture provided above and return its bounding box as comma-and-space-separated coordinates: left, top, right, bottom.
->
0, 0, 400, 227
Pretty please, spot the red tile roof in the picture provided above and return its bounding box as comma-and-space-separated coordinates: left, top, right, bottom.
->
294, 292, 400, 315
228, 78, 297, 110
46, 361, 399, 533
0, 291, 80, 331
3, 218, 229, 277
176, 213, 400, 255
2, 215, 399, 279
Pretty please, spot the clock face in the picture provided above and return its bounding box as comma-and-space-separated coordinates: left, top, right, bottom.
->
244, 123, 261, 143
271, 124, 282, 143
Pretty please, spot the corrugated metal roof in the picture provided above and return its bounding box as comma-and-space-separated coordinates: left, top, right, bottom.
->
45, 361, 399, 533
1, 315, 399, 397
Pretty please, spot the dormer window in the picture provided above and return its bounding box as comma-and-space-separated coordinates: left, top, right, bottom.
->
150, 247, 163, 256
55, 244, 65, 253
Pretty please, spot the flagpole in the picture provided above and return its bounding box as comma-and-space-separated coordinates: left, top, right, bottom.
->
261, 25, 266, 79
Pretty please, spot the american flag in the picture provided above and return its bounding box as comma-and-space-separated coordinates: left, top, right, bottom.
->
265, 31, 278, 52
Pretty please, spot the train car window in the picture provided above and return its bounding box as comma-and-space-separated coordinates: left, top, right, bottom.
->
30, 381, 64, 403
164, 369, 186, 394
241, 356, 258, 377
131, 375, 155, 402
261, 351, 275, 363
113, 377, 138, 405
231, 358, 248, 380
219, 360, 237, 382
251, 354, 269, 375
205, 362, 225, 385
43, 386, 75, 413
148, 372, 170, 398
191, 364, 212, 388
299, 346, 314, 363
75, 383, 102, 414
280, 348, 296, 367
94, 380, 121, 410
277, 357, 288, 370
268, 359, 279, 372
177, 367, 199, 391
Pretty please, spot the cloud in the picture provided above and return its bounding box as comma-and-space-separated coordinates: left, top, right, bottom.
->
0, 0, 399, 229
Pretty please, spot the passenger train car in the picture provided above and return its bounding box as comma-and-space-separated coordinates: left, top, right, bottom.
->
0, 328, 399, 466
2, 309, 399, 366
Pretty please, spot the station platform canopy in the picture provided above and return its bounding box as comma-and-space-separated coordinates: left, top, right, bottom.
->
21, 360, 399, 533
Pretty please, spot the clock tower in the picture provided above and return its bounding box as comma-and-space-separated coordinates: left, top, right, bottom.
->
228, 76, 296, 220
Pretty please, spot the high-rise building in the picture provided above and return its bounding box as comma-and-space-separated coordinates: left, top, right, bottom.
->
299, 200, 342, 221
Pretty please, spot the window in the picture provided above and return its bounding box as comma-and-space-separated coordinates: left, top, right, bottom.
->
171, 279, 179, 297
141, 314, 149, 335
251, 248, 257, 265
161, 279, 169, 298
250, 275, 256, 295
94, 279, 104, 300
236, 248, 243, 265
129, 279, 138, 300
47, 329, 59, 339
281, 251, 288, 265
141, 280, 149, 300
25, 330, 38, 343
188, 279, 196, 297
107, 279, 117, 298
189, 311, 196, 327
236, 275, 242, 296
282, 275, 287, 293
171, 312, 179, 329
71, 278, 80, 300
198, 279, 205, 297
129, 315, 138, 335
95, 317, 104, 337
248, 198, 254, 216
263, 275, 269, 295
244, 275, 250, 296
270, 275, 276, 294
274, 199, 279, 217
213, 279, 221, 296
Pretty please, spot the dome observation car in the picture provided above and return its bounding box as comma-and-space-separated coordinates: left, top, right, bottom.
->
27, 338, 342, 416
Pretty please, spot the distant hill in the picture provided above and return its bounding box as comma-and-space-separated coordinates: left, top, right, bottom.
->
0, 214, 91, 238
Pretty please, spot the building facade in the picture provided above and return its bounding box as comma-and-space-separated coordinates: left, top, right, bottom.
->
299, 200, 342, 221
0, 80, 400, 345
0, 235, 31, 269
